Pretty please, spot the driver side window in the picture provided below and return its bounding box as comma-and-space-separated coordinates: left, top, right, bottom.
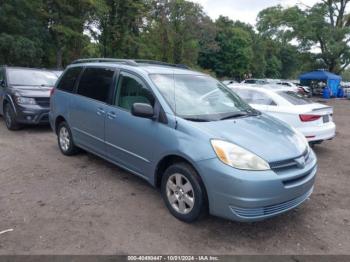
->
116, 73, 155, 111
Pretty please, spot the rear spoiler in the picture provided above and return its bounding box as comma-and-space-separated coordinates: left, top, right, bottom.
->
312, 106, 333, 112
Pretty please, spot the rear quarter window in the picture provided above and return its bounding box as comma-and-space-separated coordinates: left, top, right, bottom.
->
57, 67, 83, 92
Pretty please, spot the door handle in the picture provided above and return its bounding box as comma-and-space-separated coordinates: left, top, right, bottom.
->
107, 111, 116, 120
97, 108, 106, 116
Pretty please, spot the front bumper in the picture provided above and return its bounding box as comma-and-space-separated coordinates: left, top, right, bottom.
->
196, 150, 317, 222
13, 104, 50, 125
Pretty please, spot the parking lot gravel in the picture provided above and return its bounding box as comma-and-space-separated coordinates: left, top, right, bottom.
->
0, 99, 349, 255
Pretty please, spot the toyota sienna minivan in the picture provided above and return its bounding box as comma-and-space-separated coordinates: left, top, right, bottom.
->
49, 59, 317, 223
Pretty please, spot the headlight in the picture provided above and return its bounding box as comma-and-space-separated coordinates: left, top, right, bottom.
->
211, 140, 270, 171
15, 96, 36, 105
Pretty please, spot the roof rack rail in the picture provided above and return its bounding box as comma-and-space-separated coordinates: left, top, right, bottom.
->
133, 59, 190, 69
72, 58, 138, 66
71, 58, 190, 69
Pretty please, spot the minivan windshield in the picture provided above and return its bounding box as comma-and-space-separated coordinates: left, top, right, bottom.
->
7, 68, 58, 87
150, 74, 256, 121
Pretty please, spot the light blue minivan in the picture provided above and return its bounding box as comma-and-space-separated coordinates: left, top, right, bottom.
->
49, 59, 317, 223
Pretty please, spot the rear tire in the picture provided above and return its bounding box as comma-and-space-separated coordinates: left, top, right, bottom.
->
4, 103, 21, 131
57, 121, 79, 156
161, 162, 207, 223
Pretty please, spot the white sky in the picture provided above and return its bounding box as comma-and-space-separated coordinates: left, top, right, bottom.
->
191, 0, 320, 25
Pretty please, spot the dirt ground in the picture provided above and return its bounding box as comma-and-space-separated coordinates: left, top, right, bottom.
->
0, 99, 349, 255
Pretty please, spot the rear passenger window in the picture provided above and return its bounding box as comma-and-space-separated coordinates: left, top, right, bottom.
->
57, 67, 82, 92
116, 73, 155, 111
77, 67, 115, 103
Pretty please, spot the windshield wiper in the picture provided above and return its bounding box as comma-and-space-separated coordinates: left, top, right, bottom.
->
220, 112, 249, 120
244, 108, 261, 116
184, 117, 210, 122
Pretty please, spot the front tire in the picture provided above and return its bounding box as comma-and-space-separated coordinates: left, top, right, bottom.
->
161, 162, 207, 223
4, 103, 21, 130
57, 122, 79, 156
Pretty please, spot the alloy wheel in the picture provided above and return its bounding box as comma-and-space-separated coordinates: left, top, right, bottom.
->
166, 173, 195, 215
59, 126, 70, 152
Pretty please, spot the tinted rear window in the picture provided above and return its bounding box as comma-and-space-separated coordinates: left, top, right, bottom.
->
57, 67, 82, 92
278, 91, 311, 105
7, 68, 57, 87
77, 67, 115, 103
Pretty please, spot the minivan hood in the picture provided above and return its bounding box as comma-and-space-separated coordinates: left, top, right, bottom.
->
10, 85, 52, 97
187, 114, 307, 163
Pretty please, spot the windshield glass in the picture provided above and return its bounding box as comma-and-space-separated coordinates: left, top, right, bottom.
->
150, 74, 254, 121
278, 91, 311, 105
8, 68, 58, 86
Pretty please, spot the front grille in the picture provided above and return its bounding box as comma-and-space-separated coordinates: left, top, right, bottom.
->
270, 149, 311, 171
35, 97, 50, 107
230, 188, 313, 219
282, 168, 315, 187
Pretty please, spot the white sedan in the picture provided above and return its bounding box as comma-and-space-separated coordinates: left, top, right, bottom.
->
230, 86, 336, 144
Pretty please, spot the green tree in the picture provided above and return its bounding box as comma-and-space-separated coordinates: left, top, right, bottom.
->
342, 67, 350, 81
98, 0, 148, 58
0, 0, 45, 66
257, 0, 350, 73
199, 16, 253, 79
139, 0, 209, 66
42, 0, 102, 68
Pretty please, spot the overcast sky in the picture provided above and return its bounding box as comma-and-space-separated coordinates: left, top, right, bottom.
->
191, 0, 320, 25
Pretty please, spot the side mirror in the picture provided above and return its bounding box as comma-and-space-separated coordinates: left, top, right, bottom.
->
0, 80, 5, 87
131, 103, 154, 119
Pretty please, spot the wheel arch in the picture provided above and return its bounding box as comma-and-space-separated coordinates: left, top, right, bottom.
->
155, 154, 210, 218
154, 154, 207, 192
3, 95, 16, 114
54, 115, 67, 134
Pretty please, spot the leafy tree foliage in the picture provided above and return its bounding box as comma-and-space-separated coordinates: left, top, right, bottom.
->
98, 0, 147, 58
257, 0, 350, 74
0, 0, 348, 79
0, 0, 45, 66
342, 67, 350, 80
198, 17, 253, 78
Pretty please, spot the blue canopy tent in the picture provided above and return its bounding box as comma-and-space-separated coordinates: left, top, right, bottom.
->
299, 70, 342, 97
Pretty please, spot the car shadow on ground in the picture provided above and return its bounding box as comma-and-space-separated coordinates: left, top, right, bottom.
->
0, 118, 52, 134
20, 125, 52, 133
